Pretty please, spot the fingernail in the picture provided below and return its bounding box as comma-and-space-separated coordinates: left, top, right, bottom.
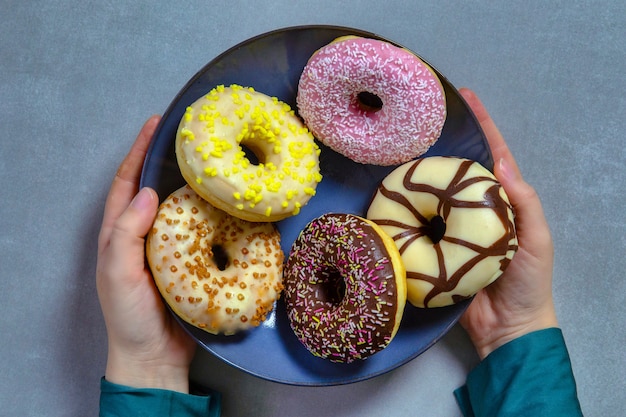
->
130, 187, 154, 210
498, 158, 518, 182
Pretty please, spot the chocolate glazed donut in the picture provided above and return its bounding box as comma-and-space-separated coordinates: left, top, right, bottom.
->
283, 213, 406, 363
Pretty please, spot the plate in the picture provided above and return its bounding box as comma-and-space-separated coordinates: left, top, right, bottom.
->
140, 25, 491, 386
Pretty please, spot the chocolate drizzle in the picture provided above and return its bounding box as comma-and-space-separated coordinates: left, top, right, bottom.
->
371, 158, 518, 307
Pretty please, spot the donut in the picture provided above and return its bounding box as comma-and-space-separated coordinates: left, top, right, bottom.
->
146, 185, 284, 335
176, 84, 323, 222
296, 36, 446, 166
283, 213, 407, 363
366, 156, 518, 308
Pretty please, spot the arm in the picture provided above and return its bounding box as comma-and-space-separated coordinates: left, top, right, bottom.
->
455, 89, 583, 416
458, 88, 557, 358
96, 116, 221, 415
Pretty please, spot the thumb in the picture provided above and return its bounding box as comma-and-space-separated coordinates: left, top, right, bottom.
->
108, 187, 159, 271
116, 187, 159, 238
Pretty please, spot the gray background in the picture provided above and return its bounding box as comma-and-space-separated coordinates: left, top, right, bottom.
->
1, 1, 624, 416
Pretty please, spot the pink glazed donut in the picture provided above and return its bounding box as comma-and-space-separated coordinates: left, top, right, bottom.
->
297, 36, 447, 166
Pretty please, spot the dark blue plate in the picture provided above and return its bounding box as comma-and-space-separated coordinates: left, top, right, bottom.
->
140, 25, 490, 386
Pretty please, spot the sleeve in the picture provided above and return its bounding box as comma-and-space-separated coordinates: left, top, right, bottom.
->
454, 328, 583, 417
99, 378, 222, 417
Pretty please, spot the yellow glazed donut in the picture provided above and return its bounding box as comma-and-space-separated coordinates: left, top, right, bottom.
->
367, 156, 518, 308
146, 185, 284, 335
176, 84, 323, 222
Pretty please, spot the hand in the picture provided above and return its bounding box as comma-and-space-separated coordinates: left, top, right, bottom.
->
458, 89, 558, 359
96, 115, 197, 392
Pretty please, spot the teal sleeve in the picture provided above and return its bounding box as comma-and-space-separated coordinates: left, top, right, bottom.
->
454, 328, 583, 417
100, 378, 221, 417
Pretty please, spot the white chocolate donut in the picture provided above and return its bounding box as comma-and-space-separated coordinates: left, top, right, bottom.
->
367, 156, 518, 307
146, 185, 284, 335
176, 84, 322, 222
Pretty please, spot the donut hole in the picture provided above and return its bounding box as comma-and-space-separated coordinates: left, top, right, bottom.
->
240, 142, 265, 166
316, 268, 346, 305
357, 91, 384, 113
211, 244, 229, 271
425, 215, 447, 244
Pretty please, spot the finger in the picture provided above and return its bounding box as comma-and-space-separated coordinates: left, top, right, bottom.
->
459, 89, 551, 253
496, 157, 552, 249
116, 115, 161, 184
99, 115, 161, 253
459, 88, 522, 178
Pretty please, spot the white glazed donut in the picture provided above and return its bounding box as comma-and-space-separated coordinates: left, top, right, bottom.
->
367, 156, 518, 307
176, 84, 322, 222
146, 185, 284, 335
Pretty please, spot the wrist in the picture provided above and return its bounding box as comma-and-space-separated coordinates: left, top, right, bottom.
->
473, 305, 559, 359
105, 349, 190, 393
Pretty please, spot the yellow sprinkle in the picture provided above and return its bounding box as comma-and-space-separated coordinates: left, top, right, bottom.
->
304, 187, 316, 196
195, 177, 202, 184
233, 192, 241, 200
180, 127, 195, 140
244, 189, 256, 200
236, 203, 244, 210
265, 206, 272, 217
267, 181, 281, 192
